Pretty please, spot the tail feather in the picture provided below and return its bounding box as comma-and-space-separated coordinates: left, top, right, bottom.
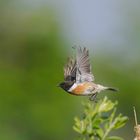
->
106, 87, 118, 92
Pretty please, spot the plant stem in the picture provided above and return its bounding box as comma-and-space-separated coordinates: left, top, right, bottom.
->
102, 123, 114, 140
102, 128, 111, 140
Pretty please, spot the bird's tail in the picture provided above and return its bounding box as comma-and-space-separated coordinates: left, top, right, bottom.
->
106, 87, 118, 92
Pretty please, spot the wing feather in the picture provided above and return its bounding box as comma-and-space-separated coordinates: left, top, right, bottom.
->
63, 47, 94, 83
64, 57, 76, 81
76, 47, 94, 82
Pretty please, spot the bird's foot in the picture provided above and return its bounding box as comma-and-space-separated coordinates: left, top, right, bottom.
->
89, 93, 98, 102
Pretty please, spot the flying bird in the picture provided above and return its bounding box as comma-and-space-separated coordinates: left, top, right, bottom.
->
58, 47, 117, 101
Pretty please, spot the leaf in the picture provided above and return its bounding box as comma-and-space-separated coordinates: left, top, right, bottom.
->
92, 118, 103, 129
73, 117, 86, 134
96, 129, 104, 138
113, 115, 128, 129
98, 97, 116, 113
73, 97, 128, 139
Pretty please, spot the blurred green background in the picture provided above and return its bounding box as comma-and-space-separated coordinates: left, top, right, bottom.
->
0, 0, 140, 140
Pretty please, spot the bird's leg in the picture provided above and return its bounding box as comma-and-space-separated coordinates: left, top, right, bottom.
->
89, 93, 98, 102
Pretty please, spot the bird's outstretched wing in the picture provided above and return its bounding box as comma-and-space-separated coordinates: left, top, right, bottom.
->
64, 47, 94, 83
64, 57, 76, 82
76, 47, 94, 83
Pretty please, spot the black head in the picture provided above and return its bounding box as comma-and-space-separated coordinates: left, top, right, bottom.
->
58, 81, 74, 91
58, 82, 66, 89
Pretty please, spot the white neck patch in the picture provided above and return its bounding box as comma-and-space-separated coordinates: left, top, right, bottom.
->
68, 83, 78, 92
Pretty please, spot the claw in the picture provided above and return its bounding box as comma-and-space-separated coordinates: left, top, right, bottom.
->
89, 93, 98, 102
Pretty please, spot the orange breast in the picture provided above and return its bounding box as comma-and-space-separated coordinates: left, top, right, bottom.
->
71, 82, 93, 95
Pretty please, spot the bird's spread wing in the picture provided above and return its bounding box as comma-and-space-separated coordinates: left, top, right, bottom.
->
64, 57, 76, 82
64, 47, 94, 83
76, 47, 94, 82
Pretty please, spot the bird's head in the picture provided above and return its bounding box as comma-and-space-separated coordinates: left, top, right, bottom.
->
58, 82, 66, 89
58, 81, 74, 91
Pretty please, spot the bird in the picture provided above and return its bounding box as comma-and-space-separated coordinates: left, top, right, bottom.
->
58, 47, 118, 101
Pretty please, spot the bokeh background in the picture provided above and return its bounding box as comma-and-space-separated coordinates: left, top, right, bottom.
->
0, 0, 140, 140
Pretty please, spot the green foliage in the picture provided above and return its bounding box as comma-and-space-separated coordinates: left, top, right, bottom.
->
0, 1, 140, 140
73, 97, 128, 140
